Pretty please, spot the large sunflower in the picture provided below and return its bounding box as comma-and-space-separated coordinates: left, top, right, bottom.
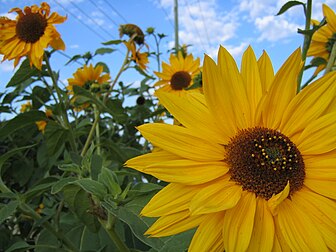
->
154, 52, 201, 93
307, 4, 336, 74
0, 2, 66, 69
126, 46, 336, 251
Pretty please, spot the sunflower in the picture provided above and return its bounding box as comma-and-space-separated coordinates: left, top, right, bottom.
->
154, 52, 201, 93
124, 41, 149, 70
0, 2, 66, 69
67, 64, 111, 110
307, 4, 336, 75
126, 46, 336, 251
20, 101, 32, 113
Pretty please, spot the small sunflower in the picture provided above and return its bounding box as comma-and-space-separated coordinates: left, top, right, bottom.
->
67, 64, 111, 110
20, 101, 32, 113
154, 52, 201, 94
307, 4, 336, 74
126, 46, 336, 251
124, 41, 149, 70
0, 2, 66, 69
36, 120, 47, 133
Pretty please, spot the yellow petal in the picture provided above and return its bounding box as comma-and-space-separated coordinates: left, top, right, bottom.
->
304, 179, 336, 199
323, 4, 336, 31
267, 181, 290, 216
141, 183, 201, 217
137, 123, 224, 161
277, 198, 328, 252
189, 212, 225, 252
190, 178, 242, 215
280, 72, 336, 138
241, 46, 262, 123
247, 198, 274, 252
145, 210, 205, 237
144, 159, 229, 185
223, 191, 256, 252
156, 91, 228, 144
262, 48, 302, 129
297, 112, 336, 155
293, 189, 336, 250
257, 50, 274, 94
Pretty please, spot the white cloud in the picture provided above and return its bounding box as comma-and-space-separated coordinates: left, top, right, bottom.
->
0, 56, 14, 73
70, 44, 80, 49
0, 12, 16, 19
255, 15, 299, 42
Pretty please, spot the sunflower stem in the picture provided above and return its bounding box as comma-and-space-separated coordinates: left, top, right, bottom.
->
94, 104, 101, 155
19, 202, 79, 252
297, 0, 313, 92
324, 41, 336, 74
99, 214, 129, 252
81, 111, 100, 157
43, 54, 77, 152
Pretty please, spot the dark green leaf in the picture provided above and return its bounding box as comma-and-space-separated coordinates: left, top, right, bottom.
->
44, 121, 68, 156
24, 177, 59, 200
98, 167, 121, 196
102, 39, 123, 45
0, 201, 18, 224
6, 58, 40, 87
51, 177, 78, 194
94, 47, 116, 56
277, 1, 304, 15
5, 241, 31, 252
96, 62, 110, 73
310, 57, 327, 66
91, 154, 103, 180
31, 86, 51, 109
73, 178, 107, 200
0, 111, 46, 139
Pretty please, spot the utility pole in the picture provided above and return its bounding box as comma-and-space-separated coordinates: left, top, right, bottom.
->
174, 0, 179, 54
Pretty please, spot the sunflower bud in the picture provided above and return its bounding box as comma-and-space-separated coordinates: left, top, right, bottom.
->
119, 24, 144, 45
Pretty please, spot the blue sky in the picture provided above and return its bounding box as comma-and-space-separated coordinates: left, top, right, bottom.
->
1, 0, 336, 92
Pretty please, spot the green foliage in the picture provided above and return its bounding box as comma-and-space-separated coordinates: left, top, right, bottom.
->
0, 24, 171, 251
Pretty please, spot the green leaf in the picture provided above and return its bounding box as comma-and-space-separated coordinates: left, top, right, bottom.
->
91, 154, 103, 180
94, 47, 116, 56
96, 62, 110, 73
0, 111, 46, 139
98, 167, 121, 196
276, 1, 305, 16
6, 58, 40, 87
128, 183, 162, 197
73, 178, 107, 200
31, 86, 51, 109
0, 201, 18, 224
24, 177, 59, 200
73, 189, 100, 233
102, 39, 123, 45
5, 241, 31, 252
44, 121, 68, 156
51, 177, 78, 194
310, 57, 327, 66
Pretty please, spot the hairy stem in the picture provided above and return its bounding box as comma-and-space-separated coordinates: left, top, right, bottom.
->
324, 42, 336, 74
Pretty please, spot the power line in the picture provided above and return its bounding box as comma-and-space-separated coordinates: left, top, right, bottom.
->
197, 0, 211, 49
88, 0, 120, 27
157, 0, 175, 28
101, 0, 128, 23
52, 0, 108, 41
182, 0, 206, 52
69, 0, 116, 40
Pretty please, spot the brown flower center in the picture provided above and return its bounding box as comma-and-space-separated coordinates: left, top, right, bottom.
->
225, 127, 305, 200
16, 12, 47, 43
170, 71, 191, 90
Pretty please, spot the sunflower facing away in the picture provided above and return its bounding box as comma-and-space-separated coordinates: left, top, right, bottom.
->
126, 46, 336, 251
0, 2, 66, 69
67, 64, 111, 110
307, 4, 336, 74
124, 41, 149, 70
154, 52, 201, 93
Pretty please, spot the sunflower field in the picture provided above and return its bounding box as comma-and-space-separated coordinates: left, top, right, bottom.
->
1, 1, 336, 251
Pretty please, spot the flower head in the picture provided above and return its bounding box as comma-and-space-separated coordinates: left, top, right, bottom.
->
154, 52, 201, 94
0, 2, 66, 69
119, 24, 145, 45
20, 101, 32, 113
36, 120, 47, 133
126, 46, 336, 251
124, 41, 149, 70
67, 64, 111, 110
307, 4, 336, 74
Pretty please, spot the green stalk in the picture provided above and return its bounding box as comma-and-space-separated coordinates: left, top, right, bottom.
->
19, 203, 79, 252
94, 105, 101, 155
324, 42, 336, 74
43, 54, 77, 152
297, 0, 312, 92
99, 214, 129, 252
80, 113, 100, 157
